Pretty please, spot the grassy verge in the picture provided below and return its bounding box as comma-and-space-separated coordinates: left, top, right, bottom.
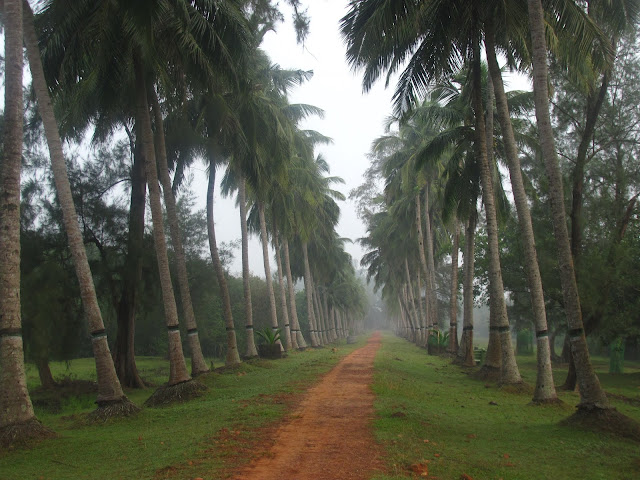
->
0, 339, 364, 480
372, 333, 640, 480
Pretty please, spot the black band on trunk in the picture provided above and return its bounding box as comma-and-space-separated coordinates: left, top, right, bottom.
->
226, 327, 235, 332
187, 328, 198, 335
490, 326, 510, 333
167, 325, 180, 333
462, 326, 474, 331
536, 330, 549, 338
0, 328, 22, 337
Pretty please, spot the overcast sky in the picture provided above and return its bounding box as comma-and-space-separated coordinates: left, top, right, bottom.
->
198, 0, 396, 277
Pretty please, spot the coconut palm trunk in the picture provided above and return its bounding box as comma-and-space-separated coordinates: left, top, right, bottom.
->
273, 224, 293, 350
24, 3, 133, 410
257, 201, 282, 350
414, 193, 430, 343
481, 62, 503, 378
239, 177, 259, 358
457, 213, 476, 366
134, 53, 190, 387
527, 0, 607, 408
485, 22, 556, 402
449, 221, 460, 353
302, 242, 320, 347
311, 278, 325, 345
314, 285, 328, 344
401, 286, 418, 342
470, 30, 522, 385
0, 0, 41, 441
415, 269, 426, 347
423, 187, 438, 328
404, 258, 420, 344
150, 91, 209, 375
207, 166, 241, 365
284, 238, 307, 348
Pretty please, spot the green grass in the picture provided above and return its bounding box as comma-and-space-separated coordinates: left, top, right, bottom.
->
0, 340, 363, 480
371, 333, 640, 480
4, 334, 639, 480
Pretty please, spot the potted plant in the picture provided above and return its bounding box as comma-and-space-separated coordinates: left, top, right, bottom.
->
427, 329, 449, 355
256, 327, 283, 359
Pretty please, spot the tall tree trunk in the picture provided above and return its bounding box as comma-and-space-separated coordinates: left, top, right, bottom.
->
449, 221, 460, 353
404, 258, 420, 345
0, 0, 38, 435
457, 213, 476, 367
150, 90, 208, 376
481, 58, 502, 378
423, 187, 438, 328
302, 242, 320, 347
114, 139, 146, 389
415, 269, 426, 347
471, 28, 521, 384
273, 223, 293, 350
485, 24, 556, 401
134, 52, 190, 386
401, 286, 418, 342
527, 0, 608, 409
257, 201, 282, 349
284, 238, 306, 348
239, 178, 258, 357
414, 193, 430, 338
314, 285, 328, 344
207, 166, 241, 365
24, 3, 131, 406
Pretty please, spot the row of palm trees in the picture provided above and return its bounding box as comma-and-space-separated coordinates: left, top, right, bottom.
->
344, 0, 638, 418
0, 0, 366, 445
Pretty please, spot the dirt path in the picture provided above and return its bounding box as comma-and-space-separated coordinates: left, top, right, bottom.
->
231, 332, 385, 480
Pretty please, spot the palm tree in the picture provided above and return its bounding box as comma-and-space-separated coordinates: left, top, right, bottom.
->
39, 0, 252, 397
134, 55, 192, 388
448, 221, 460, 353
342, 0, 522, 384
238, 176, 259, 358
273, 221, 294, 350
150, 90, 209, 375
0, 0, 51, 446
527, 0, 608, 409
207, 164, 242, 365
484, 13, 557, 402
22, 1, 138, 415
283, 237, 307, 348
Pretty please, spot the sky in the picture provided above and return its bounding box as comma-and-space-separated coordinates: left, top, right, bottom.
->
202, 0, 397, 277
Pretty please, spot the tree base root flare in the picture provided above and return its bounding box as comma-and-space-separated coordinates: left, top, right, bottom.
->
0, 419, 56, 449
144, 380, 207, 408
559, 405, 640, 442
87, 397, 140, 422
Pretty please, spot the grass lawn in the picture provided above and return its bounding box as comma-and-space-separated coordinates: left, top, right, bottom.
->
371, 333, 640, 480
2, 333, 639, 480
0, 340, 364, 480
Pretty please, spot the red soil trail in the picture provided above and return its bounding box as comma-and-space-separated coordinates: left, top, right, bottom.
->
231, 332, 386, 480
